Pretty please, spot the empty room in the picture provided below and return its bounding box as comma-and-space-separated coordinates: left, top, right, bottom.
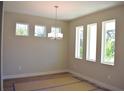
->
1, 1, 124, 91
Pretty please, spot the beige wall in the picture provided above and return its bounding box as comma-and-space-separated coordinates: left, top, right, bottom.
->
3, 4, 124, 90
69, 5, 124, 89
3, 12, 69, 77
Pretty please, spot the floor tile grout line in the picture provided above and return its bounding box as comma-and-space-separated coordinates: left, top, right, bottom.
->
32, 81, 82, 91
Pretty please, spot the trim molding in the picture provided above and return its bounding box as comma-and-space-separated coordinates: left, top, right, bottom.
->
3, 69, 68, 80
68, 70, 123, 91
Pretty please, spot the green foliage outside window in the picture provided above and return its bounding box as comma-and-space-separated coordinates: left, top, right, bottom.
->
16, 28, 28, 36
105, 30, 115, 62
80, 47, 83, 58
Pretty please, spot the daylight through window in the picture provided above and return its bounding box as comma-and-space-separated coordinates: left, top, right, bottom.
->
86, 23, 97, 62
34, 25, 46, 37
101, 19, 116, 65
75, 26, 84, 59
16, 23, 29, 36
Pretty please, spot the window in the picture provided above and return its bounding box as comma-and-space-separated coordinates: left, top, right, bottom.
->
86, 23, 97, 62
34, 25, 46, 37
101, 19, 116, 65
75, 26, 84, 59
51, 27, 61, 33
48, 27, 63, 39
16, 23, 29, 36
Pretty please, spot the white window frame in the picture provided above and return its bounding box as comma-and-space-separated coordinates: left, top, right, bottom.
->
15, 23, 29, 36
34, 25, 46, 37
75, 26, 84, 59
86, 23, 97, 62
101, 19, 116, 66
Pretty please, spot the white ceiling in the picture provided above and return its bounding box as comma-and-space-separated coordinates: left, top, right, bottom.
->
3, 1, 124, 21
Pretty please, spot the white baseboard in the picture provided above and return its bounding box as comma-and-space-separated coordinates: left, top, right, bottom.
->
3, 69, 68, 80
68, 70, 123, 91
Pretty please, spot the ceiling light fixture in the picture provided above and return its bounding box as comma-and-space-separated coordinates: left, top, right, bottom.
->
48, 6, 63, 40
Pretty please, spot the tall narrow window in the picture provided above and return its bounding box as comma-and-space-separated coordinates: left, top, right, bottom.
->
34, 25, 46, 37
101, 19, 116, 65
86, 23, 97, 62
75, 26, 83, 59
16, 23, 29, 36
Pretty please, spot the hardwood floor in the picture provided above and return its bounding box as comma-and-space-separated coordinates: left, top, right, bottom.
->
3, 72, 108, 91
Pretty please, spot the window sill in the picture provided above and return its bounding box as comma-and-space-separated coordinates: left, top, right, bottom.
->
75, 58, 83, 60
101, 62, 114, 66
86, 60, 96, 62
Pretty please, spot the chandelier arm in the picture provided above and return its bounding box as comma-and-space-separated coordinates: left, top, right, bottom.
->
48, 6, 63, 40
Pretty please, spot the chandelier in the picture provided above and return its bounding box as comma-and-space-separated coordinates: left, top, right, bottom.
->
48, 6, 63, 39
